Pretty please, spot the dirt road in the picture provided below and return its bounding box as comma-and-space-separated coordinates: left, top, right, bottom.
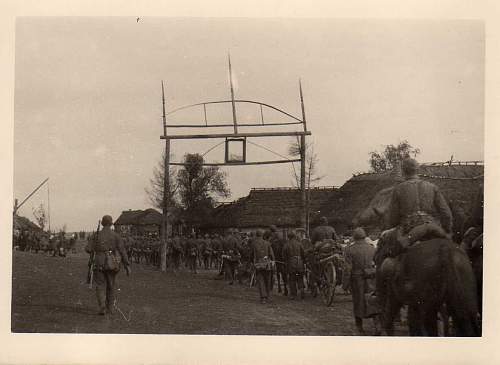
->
11, 250, 405, 335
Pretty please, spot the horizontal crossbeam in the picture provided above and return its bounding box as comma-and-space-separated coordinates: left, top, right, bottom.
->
169, 159, 301, 166
161, 131, 311, 140
165, 121, 303, 128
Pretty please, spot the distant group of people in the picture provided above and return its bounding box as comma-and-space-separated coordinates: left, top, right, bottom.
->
13, 229, 77, 257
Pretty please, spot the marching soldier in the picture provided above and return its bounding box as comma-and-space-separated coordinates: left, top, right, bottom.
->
283, 230, 306, 299
311, 216, 338, 245
185, 233, 199, 274
252, 229, 275, 304
85, 215, 131, 315
222, 229, 240, 284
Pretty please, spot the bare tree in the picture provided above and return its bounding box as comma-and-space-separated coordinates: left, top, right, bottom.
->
288, 137, 324, 232
145, 150, 178, 211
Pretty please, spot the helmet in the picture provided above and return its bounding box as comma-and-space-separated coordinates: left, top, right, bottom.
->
353, 227, 367, 240
402, 158, 419, 176
101, 215, 113, 226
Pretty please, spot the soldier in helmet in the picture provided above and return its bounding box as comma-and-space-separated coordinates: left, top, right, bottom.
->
85, 215, 131, 315
387, 158, 452, 247
344, 227, 379, 335
311, 216, 338, 245
252, 229, 275, 304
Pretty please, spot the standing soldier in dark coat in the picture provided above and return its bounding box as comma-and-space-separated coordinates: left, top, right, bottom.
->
344, 227, 379, 335
222, 229, 240, 284
252, 229, 275, 304
283, 230, 306, 299
171, 233, 183, 271
311, 216, 338, 245
267, 225, 288, 295
85, 215, 131, 315
387, 158, 453, 247
185, 233, 199, 274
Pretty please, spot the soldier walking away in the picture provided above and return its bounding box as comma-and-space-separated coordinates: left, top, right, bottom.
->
252, 229, 275, 304
344, 227, 380, 335
222, 229, 240, 284
311, 216, 339, 245
185, 233, 199, 274
283, 230, 306, 300
86, 215, 131, 315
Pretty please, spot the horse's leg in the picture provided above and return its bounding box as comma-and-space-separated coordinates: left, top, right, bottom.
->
423, 306, 439, 337
407, 305, 423, 336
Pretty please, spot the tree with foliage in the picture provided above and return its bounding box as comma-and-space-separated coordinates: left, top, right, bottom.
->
177, 153, 230, 228
145, 150, 178, 211
369, 140, 421, 172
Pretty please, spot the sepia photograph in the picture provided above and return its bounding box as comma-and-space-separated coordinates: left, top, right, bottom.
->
11, 16, 484, 339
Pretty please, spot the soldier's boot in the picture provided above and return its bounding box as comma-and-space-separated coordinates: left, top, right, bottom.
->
96, 289, 106, 315
300, 289, 305, 300
373, 315, 382, 336
355, 317, 365, 335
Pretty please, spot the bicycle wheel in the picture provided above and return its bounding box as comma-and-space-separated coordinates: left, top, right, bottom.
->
321, 261, 336, 306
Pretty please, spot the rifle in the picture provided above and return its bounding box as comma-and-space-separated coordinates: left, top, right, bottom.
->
86, 220, 101, 288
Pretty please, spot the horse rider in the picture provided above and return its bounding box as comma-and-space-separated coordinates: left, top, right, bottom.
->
344, 227, 380, 335
387, 158, 453, 249
85, 215, 131, 315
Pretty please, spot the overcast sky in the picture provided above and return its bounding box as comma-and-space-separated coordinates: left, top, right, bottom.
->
14, 17, 484, 231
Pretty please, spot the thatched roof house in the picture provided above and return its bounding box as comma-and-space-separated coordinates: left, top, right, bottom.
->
207, 187, 338, 231
114, 208, 164, 236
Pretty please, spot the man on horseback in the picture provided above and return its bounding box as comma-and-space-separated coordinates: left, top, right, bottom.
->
387, 158, 453, 248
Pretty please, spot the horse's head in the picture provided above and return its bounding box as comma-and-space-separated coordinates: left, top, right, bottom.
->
374, 227, 399, 266
353, 187, 394, 229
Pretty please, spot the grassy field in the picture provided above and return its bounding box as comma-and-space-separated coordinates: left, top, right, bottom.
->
11, 248, 406, 335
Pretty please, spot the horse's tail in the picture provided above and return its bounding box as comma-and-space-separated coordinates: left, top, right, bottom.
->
441, 241, 480, 336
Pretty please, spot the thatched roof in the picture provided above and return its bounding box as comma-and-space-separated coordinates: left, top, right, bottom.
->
321, 162, 484, 233
207, 187, 338, 229
114, 208, 163, 226
13, 214, 42, 232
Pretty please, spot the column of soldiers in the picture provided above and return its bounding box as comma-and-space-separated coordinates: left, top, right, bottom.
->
13, 229, 78, 257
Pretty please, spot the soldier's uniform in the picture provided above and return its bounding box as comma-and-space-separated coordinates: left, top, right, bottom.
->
388, 159, 452, 235
344, 227, 378, 335
283, 233, 306, 299
252, 231, 275, 303
86, 215, 130, 315
185, 235, 199, 273
311, 217, 338, 245
222, 230, 240, 284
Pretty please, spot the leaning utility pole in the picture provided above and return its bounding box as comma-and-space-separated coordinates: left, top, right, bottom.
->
13, 177, 49, 216
160, 81, 170, 272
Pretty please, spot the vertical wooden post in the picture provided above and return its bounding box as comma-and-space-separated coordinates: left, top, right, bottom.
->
47, 181, 51, 233
228, 53, 238, 134
299, 79, 307, 231
161, 81, 170, 272
300, 134, 306, 230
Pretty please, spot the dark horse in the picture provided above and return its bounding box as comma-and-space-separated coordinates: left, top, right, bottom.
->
375, 229, 480, 336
